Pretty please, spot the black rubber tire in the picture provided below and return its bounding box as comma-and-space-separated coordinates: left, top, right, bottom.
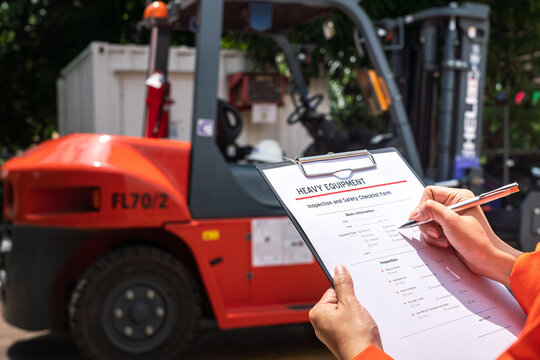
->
69, 246, 201, 360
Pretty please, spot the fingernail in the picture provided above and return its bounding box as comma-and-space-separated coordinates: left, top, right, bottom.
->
435, 239, 449, 247
413, 207, 430, 221
427, 228, 438, 238
335, 265, 347, 275
409, 208, 420, 219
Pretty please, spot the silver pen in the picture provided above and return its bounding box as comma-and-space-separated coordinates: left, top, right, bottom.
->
398, 182, 520, 229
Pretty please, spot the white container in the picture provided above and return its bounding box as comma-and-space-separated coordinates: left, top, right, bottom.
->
57, 41, 330, 157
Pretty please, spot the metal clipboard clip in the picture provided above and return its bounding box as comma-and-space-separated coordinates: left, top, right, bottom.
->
289, 150, 377, 178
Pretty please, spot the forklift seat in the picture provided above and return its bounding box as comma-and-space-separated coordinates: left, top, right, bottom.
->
215, 99, 282, 209
216, 99, 253, 162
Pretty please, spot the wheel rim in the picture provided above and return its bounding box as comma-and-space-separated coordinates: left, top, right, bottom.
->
103, 280, 175, 353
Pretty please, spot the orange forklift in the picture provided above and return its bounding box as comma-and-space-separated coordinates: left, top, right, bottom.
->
1, 0, 493, 359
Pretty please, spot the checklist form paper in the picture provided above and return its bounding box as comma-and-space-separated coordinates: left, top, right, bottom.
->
259, 149, 526, 360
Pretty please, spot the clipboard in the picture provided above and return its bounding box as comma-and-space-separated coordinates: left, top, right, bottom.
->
257, 147, 526, 360
257, 147, 424, 284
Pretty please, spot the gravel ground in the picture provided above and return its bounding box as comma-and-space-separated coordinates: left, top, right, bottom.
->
0, 308, 333, 360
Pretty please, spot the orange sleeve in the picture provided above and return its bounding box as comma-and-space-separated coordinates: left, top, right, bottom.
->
497, 244, 540, 359
497, 294, 540, 359
351, 345, 393, 360
509, 243, 540, 314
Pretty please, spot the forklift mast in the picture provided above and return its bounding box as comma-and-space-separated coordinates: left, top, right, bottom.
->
385, 2, 490, 183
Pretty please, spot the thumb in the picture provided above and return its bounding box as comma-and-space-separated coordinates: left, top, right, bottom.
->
419, 199, 461, 228
333, 265, 356, 304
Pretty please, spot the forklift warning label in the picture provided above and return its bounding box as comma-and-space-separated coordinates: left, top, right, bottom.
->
112, 192, 168, 209
197, 118, 214, 137
251, 218, 313, 267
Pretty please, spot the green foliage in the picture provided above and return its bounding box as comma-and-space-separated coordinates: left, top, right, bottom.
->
0, 0, 146, 153
1, 0, 540, 154
481, 0, 540, 150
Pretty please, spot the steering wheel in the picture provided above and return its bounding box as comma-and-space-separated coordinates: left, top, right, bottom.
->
307, 93, 324, 109
287, 94, 324, 125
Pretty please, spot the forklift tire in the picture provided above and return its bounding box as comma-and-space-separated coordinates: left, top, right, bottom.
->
68, 246, 201, 360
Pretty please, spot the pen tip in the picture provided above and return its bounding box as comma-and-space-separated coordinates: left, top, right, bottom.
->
398, 220, 416, 229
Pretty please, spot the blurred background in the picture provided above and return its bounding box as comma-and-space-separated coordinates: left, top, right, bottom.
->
1, 1, 539, 359
1, 0, 539, 154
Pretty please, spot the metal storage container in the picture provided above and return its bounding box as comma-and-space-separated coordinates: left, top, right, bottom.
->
57, 41, 330, 157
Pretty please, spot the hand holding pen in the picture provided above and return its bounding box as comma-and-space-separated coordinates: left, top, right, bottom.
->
399, 182, 520, 229
400, 184, 522, 287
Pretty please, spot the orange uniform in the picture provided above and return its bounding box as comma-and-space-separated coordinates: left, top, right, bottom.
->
352, 245, 540, 360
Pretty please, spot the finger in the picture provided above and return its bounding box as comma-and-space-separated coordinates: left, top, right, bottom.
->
425, 186, 474, 205
409, 186, 474, 219
421, 232, 451, 248
418, 223, 442, 239
309, 289, 337, 325
333, 265, 356, 304
318, 288, 338, 305
409, 186, 439, 219
420, 199, 462, 228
